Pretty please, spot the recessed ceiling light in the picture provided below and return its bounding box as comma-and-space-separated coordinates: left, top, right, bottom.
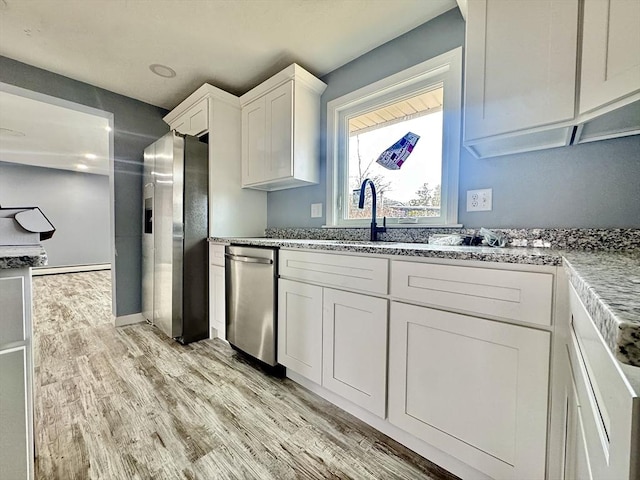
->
149, 64, 177, 78
0, 127, 26, 137
76, 164, 89, 170
84, 153, 97, 160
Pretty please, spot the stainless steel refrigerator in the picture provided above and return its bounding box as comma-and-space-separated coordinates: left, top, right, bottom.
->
142, 131, 208, 344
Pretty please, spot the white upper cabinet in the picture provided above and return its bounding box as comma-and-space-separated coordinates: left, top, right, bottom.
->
575, 0, 640, 143
580, 0, 640, 114
464, 0, 640, 158
163, 84, 267, 238
170, 97, 209, 137
464, 0, 578, 155
240, 64, 327, 191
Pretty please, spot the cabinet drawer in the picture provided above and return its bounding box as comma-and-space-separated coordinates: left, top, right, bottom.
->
279, 250, 388, 294
568, 284, 639, 478
209, 243, 225, 267
391, 261, 552, 325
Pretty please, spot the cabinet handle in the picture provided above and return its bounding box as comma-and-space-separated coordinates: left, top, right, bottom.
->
225, 253, 273, 265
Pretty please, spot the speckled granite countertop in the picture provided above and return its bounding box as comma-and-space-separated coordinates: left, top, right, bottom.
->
563, 250, 640, 368
211, 236, 640, 368
0, 245, 48, 269
210, 237, 563, 266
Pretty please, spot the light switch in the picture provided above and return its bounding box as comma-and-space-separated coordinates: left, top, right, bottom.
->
311, 203, 323, 218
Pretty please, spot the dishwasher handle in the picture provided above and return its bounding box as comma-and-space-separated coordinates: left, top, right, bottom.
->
225, 253, 274, 265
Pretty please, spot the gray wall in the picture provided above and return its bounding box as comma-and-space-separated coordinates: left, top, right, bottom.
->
267, 8, 640, 229
458, 137, 640, 228
0, 56, 169, 316
0, 161, 111, 266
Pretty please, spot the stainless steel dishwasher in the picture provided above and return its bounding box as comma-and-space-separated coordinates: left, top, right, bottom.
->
225, 245, 278, 366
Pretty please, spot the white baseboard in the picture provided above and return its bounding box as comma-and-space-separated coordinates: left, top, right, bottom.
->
286, 371, 490, 480
33, 263, 111, 276
115, 313, 145, 327
209, 325, 228, 342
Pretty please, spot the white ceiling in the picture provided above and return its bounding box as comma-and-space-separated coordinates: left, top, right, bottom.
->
0, 90, 110, 175
0, 0, 457, 175
0, 0, 457, 110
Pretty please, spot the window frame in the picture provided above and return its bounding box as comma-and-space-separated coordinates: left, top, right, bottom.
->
326, 47, 462, 227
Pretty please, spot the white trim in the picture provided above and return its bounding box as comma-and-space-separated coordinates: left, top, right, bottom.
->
32, 263, 111, 276
114, 313, 145, 327
456, 0, 468, 20
0, 82, 113, 120
326, 48, 462, 228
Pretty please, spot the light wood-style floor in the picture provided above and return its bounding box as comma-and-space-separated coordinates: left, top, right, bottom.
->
32, 271, 459, 480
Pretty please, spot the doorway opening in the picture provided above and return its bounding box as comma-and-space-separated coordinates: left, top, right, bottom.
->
0, 82, 116, 315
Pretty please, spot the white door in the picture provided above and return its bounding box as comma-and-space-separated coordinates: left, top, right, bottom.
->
277, 279, 323, 383
322, 288, 387, 417
388, 301, 550, 480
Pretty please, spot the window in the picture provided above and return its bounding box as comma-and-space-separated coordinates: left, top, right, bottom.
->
326, 48, 462, 227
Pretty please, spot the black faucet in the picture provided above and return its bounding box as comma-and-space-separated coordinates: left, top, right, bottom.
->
358, 178, 387, 241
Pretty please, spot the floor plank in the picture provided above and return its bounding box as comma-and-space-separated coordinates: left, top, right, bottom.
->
32, 271, 459, 480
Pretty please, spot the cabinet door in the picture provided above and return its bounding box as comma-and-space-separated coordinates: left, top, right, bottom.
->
322, 289, 387, 418
277, 279, 323, 383
173, 98, 209, 136
580, 0, 640, 114
209, 265, 226, 340
0, 347, 29, 480
265, 81, 293, 181
0, 276, 26, 345
388, 301, 550, 480
465, 0, 578, 140
241, 97, 267, 186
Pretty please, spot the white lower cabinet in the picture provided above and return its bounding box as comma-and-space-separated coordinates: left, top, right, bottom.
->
0, 347, 29, 480
388, 301, 550, 480
564, 351, 596, 480
278, 249, 561, 479
562, 284, 639, 480
209, 265, 226, 340
277, 279, 323, 384
0, 269, 33, 480
209, 244, 226, 340
322, 288, 387, 418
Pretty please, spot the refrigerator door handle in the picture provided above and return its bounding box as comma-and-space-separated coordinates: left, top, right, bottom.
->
224, 253, 273, 265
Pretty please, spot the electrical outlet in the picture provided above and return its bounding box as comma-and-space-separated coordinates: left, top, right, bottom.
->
466, 189, 492, 212
311, 203, 323, 218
